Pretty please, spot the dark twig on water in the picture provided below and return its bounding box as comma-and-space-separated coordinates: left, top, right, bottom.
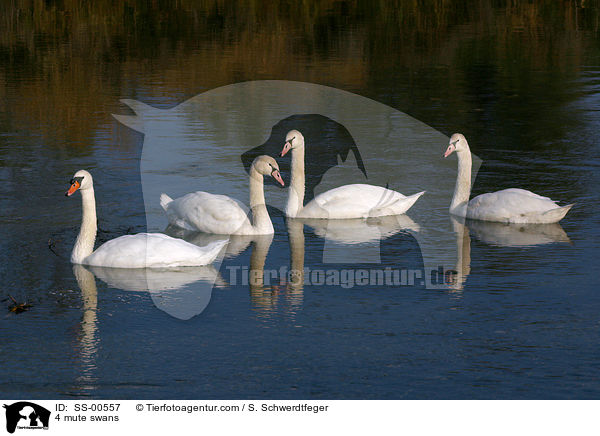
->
48, 238, 63, 258
7, 295, 33, 314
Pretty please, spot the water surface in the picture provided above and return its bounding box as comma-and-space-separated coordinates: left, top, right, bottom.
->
1, 1, 599, 399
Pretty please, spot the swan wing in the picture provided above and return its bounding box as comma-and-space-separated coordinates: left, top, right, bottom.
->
467, 189, 560, 222
494, 188, 553, 202
301, 184, 422, 218
84, 233, 226, 268
165, 192, 251, 234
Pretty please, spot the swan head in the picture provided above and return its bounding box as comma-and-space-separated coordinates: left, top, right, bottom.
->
252, 155, 285, 186
66, 169, 93, 196
444, 133, 468, 158
280, 130, 304, 157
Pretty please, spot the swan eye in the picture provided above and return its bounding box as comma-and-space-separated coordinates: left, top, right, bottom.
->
70, 176, 84, 185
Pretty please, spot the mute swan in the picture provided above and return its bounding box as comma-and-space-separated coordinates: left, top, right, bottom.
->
444, 133, 573, 223
160, 155, 284, 235
280, 130, 425, 219
66, 170, 226, 268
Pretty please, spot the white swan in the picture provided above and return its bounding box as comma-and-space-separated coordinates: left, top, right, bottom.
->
160, 155, 284, 235
280, 130, 425, 219
66, 170, 226, 268
444, 133, 573, 223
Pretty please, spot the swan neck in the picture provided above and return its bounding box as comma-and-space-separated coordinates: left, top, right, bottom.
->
71, 187, 97, 264
450, 148, 472, 217
287, 146, 305, 217
249, 167, 273, 234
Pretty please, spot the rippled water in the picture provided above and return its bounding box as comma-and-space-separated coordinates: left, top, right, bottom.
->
1, 1, 600, 399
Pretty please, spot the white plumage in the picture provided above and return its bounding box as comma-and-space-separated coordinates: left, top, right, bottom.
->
444, 133, 573, 224
160, 155, 284, 235
161, 192, 251, 234
298, 183, 424, 219
66, 169, 226, 268
465, 188, 571, 223
280, 130, 424, 219
82, 233, 226, 268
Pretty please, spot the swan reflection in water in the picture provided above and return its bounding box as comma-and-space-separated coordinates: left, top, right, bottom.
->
448, 216, 572, 291
72, 264, 99, 394
81, 213, 571, 320
227, 215, 419, 315
246, 233, 285, 312
300, 214, 420, 244
185, 229, 306, 316
237, 214, 421, 310
298, 214, 419, 264
233, 215, 419, 315
167, 227, 290, 314
74, 228, 229, 320
465, 219, 571, 247
87, 263, 226, 320
70, 260, 229, 393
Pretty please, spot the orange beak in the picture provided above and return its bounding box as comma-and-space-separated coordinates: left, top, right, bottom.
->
444, 144, 455, 158
272, 170, 285, 187
66, 180, 81, 196
280, 141, 292, 157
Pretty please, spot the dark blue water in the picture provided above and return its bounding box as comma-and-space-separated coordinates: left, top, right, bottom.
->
1, 1, 600, 399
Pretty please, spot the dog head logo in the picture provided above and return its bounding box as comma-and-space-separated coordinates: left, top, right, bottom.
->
3, 402, 50, 434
